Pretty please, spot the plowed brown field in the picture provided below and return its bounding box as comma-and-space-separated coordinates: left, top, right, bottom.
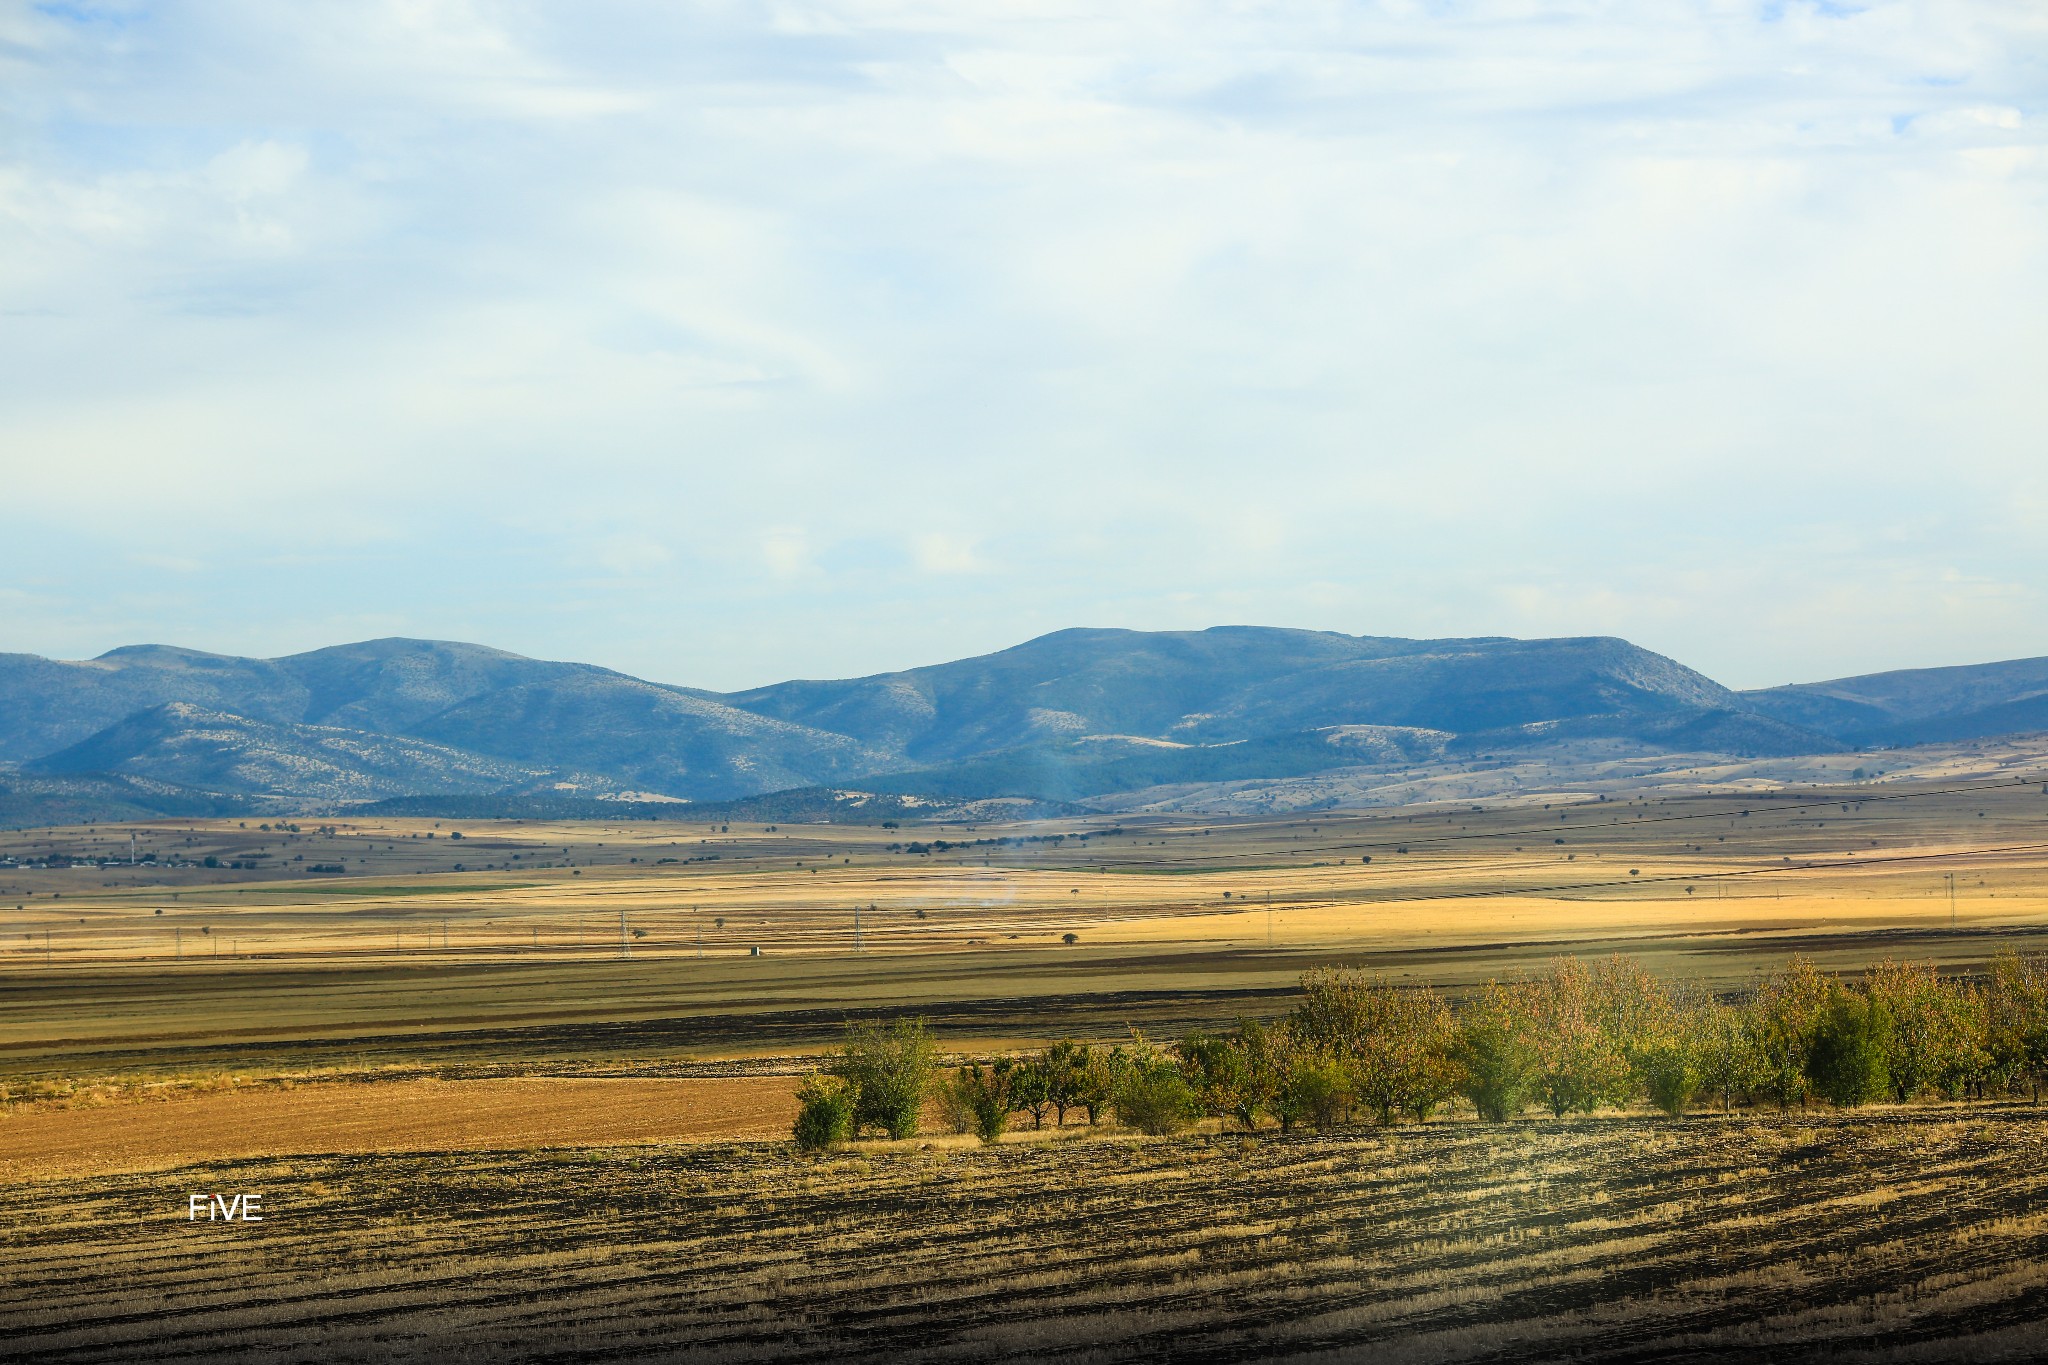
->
0, 1076, 801, 1180
8, 1111, 2048, 1362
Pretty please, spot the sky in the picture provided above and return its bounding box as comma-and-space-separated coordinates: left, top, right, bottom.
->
2, 1, 2044, 692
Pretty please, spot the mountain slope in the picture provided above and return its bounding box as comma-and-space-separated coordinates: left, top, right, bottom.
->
24, 703, 557, 803
13, 627, 2044, 820
0, 646, 308, 761
0, 638, 884, 802
1743, 657, 2048, 743
718, 627, 1801, 762
408, 676, 891, 801
0, 771, 248, 827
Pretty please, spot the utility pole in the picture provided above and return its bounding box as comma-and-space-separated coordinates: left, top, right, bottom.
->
1948, 872, 1957, 931
1267, 890, 1273, 950
620, 908, 631, 959
854, 902, 863, 954
176, 926, 182, 960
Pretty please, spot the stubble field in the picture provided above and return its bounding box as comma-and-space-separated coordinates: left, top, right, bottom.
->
8, 1110, 2048, 1363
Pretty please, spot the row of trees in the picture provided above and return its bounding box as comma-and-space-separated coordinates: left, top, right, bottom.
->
792, 953, 2048, 1149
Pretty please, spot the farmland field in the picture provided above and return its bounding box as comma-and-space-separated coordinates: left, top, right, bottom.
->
6, 774, 2048, 1359
5, 776, 2048, 1077
9, 1110, 2048, 1362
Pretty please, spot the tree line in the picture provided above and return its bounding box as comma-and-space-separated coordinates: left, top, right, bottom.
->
793, 952, 2048, 1148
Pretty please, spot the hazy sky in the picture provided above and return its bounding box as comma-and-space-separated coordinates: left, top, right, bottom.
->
3, 2, 2044, 691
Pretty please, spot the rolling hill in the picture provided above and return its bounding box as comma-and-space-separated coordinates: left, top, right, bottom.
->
719, 628, 1767, 758
24, 703, 564, 804
1, 627, 2044, 823
1741, 656, 2048, 746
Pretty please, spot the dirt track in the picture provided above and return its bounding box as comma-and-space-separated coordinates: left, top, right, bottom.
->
0, 1075, 802, 1179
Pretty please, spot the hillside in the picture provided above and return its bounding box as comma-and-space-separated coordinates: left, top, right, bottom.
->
24, 703, 565, 804
0, 771, 247, 828
718, 628, 1776, 758
1742, 656, 2048, 745
406, 676, 890, 801
2, 627, 2044, 822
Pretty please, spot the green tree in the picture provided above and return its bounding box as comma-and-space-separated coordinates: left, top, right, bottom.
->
1985, 951, 2048, 1102
1230, 1018, 1292, 1132
1178, 1031, 1253, 1131
1637, 1039, 1696, 1117
1071, 1047, 1116, 1125
830, 1017, 937, 1139
1041, 1040, 1091, 1127
1282, 1051, 1352, 1130
1694, 999, 1764, 1114
1455, 979, 1535, 1123
1746, 957, 1831, 1111
947, 1061, 1013, 1144
1529, 958, 1634, 1117
1009, 1057, 1053, 1130
1866, 959, 1984, 1103
1291, 968, 1458, 1124
1806, 987, 1889, 1107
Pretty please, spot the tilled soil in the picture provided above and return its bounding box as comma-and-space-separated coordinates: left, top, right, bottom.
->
0, 1076, 802, 1179
5, 1108, 2048, 1361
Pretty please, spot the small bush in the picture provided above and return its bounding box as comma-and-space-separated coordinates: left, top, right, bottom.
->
1114, 1057, 1198, 1135
947, 1062, 1013, 1144
792, 1077, 854, 1152
1285, 1055, 1352, 1130
1638, 1040, 1697, 1117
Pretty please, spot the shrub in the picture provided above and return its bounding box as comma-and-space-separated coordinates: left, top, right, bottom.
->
792, 1077, 854, 1151
1113, 1050, 1199, 1135
1283, 1053, 1352, 1130
1638, 1040, 1696, 1117
947, 1062, 1013, 1144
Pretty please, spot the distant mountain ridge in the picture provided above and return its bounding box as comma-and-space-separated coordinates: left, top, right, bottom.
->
1741, 657, 2048, 747
0, 628, 2042, 824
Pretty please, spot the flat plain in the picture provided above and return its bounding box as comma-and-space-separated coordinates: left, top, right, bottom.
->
4, 775, 2047, 1077
5, 773, 2048, 1361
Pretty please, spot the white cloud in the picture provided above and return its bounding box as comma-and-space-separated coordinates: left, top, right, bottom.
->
912, 532, 986, 574
0, 0, 2044, 687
